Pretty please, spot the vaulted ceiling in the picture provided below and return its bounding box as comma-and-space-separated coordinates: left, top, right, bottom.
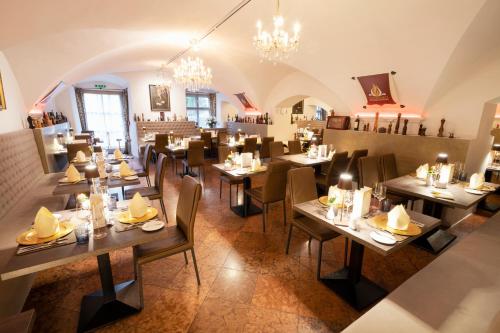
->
1, 0, 499, 123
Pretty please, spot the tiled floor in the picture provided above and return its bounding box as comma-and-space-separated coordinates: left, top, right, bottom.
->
25, 159, 487, 332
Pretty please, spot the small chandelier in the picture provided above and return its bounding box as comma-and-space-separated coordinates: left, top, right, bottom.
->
157, 63, 172, 93
173, 57, 212, 92
254, 0, 301, 63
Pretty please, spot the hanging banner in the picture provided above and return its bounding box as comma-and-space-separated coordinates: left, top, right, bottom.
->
357, 73, 396, 106
234, 92, 257, 111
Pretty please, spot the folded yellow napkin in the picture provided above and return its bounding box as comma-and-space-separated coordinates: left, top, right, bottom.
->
65, 164, 81, 182
114, 148, 123, 160
75, 150, 87, 162
34, 207, 60, 238
469, 173, 485, 190
416, 163, 429, 179
129, 192, 148, 218
387, 204, 410, 230
119, 161, 135, 177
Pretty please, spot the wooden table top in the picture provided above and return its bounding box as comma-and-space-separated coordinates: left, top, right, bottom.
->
383, 175, 497, 209
52, 176, 141, 195
276, 154, 331, 167
212, 163, 267, 179
0, 203, 170, 281
294, 200, 441, 256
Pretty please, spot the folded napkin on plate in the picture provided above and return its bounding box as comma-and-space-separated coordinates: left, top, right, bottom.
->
129, 192, 148, 218
416, 163, 429, 179
387, 204, 410, 230
114, 148, 123, 160
65, 164, 81, 182
75, 150, 87, 162
469, 173, 485, 189
34, 207, 60, 238
119, 161, 135, 177
431, 190, 454, 200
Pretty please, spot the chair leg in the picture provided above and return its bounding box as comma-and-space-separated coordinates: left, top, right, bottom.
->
283, 200, 287, 226
191, 248, 201, 286
146, 175, 151, 187
160, 198, 167, 223
219, 179, 223, 199
236, 185, 239, 205
344, 237, 349, 267
317, 241, 324, 280
121, 186, 125, 199
183, 251, 188, 265
262, 203, 267, 232
285, 224, 293, 254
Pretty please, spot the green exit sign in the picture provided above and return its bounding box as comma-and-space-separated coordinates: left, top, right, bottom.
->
94, 84, 107, 90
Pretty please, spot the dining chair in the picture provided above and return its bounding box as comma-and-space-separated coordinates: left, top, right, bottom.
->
260, 137, 274, 159
269, 141, 285, 159
218, 146, 243, 203
66, 143, 91, 161
154, 133, 169, 160
125, 153, 168, 220
217, 131, 228, 147
245, 160, 292, 232
358, 156, 382, 188
201, 132, 212, 156
242, 137, 257, 154
346, 149, 368, 187
182, 140, 205, 183
133, 175, 202, 307
315, 151, 349, 193
136, 143, 153, 187
170, 135, 185, 174
287, 140, 302, 154
379, 153, 413, 207
286, 167, 346, 279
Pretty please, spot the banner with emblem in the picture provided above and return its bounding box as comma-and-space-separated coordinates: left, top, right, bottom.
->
357, 73, 396, 106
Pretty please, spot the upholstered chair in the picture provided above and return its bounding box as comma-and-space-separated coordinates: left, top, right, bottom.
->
218, 146, 243, 203
260, 137, 274, 159
315, 151, 349, 193
182, 140, 205, 183
269, 141, 285, 159
242, 137, 257, 154
136, 143, 153, 186
287, 140, 302, 155
346, 149, 368, 187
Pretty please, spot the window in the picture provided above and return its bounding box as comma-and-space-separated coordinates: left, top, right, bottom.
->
186, 93, 213, 127
83, 92, 126, 148
316, 106, 327, 121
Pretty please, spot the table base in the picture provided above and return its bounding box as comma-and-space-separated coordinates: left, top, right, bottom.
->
413, 228, 456, 254
230, 203, 262, 217
321, 268, 387, 311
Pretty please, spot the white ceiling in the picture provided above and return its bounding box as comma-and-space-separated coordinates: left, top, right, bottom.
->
1, 0, 498, 119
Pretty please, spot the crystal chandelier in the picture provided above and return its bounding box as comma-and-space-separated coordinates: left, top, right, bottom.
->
254, 0, 301, 63
157, 63, 172, 93
173, 57, 212, 92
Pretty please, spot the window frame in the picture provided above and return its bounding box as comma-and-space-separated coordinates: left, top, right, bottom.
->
186, 92, 212, 127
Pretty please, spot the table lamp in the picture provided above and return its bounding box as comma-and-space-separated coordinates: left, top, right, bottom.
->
436, 153, 450, 188
436, 153, 448, 165
492, 144, 500, 164
85, 165, 99, 185
338, 173, 353, 222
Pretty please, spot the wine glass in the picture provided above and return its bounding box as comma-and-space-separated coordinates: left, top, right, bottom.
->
343, 190, 354, 220
374, 183, 386, 210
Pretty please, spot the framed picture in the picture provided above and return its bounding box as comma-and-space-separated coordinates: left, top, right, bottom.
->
326, 116, 350, 130
0, 72, 6, 110
149, 85, 170, 111
292, 100, 304, 114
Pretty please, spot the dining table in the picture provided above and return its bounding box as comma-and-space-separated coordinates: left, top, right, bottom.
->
276, 153, 331, 167
0, 200, 168, 332
212, 163, 268, 217
294, 200, 441, 310
383, 175, 498, 253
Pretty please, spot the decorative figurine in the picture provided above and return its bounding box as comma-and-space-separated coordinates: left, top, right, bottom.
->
330, 110, 335, 117
394, 113, 402, 134
373, 112, 379, 132
27, 116, 35, 129
388, 121, 393, 134
418, 123, 427, 136
378, 127, 387, 133
402, 119, 408, 135
438, 118, 445, 137
449, 132, 455, 139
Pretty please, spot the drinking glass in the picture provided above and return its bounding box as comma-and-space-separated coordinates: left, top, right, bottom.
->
75, 222, 90, 244
343, 190, 354, 220
374, 183, 386, 209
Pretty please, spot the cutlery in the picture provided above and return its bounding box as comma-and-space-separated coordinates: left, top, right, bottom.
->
19, 237, 69, 250
17, 238, 72, 254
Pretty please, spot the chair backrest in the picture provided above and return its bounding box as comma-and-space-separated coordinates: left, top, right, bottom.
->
218, 145, 235, 163
325, 151, 349, 186
262, 160, 292, 202
154, 153, 168, 193
288, 167, 318, 218
358, 156, 382, 189
346, 149, 368, 179
142, 143, 153, 173
154, 134, 169, 154
93, 146, 103, 153
243, 137, 257, 153
380, 153, 399, 181
269, 141, 285, 158
176, 175, 202, 245
201, 132, 212, 149
287, 140, 302, 155
67, 143, 91, 161
187, 140, 205, 166
217, 131, 228, 146
260, 137, 274, 158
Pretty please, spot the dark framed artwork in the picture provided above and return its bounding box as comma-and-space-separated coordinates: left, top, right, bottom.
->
0, 72, 6, 110
292, 100, 304, 114
149, 85, 170, 111
326, 116, 350, 130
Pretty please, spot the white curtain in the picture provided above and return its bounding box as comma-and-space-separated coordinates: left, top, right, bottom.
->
83, 92, 126, 149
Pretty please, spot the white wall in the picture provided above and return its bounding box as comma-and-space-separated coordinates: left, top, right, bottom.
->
52, 87, 80, 132
0, 52, 26, 133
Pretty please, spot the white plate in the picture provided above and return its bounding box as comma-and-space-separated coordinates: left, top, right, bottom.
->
465, 188, 485, 195
141, 220, 165, 232
370, 231, 396, 245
